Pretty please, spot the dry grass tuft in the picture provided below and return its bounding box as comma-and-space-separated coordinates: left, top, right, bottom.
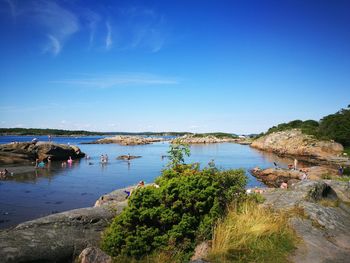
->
208, 201, 298, 263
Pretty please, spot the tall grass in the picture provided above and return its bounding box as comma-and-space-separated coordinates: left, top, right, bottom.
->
208, 201, 298, 263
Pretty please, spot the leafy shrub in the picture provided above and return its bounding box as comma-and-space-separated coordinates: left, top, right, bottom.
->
343, 166, 350, 176
101, 165, 247, 261
260, 105, 350, 147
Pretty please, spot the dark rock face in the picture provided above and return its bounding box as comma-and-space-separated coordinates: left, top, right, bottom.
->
0, 142, 85, 164
261, 180, 350, 263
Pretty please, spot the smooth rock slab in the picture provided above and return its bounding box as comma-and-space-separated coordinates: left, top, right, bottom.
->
0, 200, 126, 263
261, 180, 350, 263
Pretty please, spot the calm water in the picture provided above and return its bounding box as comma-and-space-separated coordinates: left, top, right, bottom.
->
0, 135, 295, 229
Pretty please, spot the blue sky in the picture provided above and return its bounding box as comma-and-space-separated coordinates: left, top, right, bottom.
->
0, 0, 349, 134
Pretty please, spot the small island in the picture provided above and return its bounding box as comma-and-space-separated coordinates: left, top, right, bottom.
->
84, 135, 164, 145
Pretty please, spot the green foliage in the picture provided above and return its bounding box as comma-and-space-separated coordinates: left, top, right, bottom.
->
318, 106, 350, 147
167, 141, 191, 168
344, 147, 350, 156
265, 119, 319, 136
101, 164, 247, 261
260, 105, 350, 147
343, 167, 350, 176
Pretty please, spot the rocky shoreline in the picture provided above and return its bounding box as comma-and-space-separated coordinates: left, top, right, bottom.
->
172, 134, 251, 144
251, 129, 349, 167
0, 187, 129, 263
1, 169, 350, 262
83, 135, 164, 145
250, 166, 339, 187
260, 180, 350, 263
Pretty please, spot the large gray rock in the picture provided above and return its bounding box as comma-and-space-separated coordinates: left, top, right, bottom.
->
0, 189, 128, 263
261, 180, 350, 263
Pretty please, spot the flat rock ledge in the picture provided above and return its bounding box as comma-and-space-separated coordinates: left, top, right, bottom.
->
261, 180, 350, 263
250, 166, 339, 187
116, 155, 141, 160
83, 135, 164, 146
0, 188, 129, 263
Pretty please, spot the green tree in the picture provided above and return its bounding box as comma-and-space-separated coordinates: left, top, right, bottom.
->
319, 105, 350, 146
168, 140, 191, 168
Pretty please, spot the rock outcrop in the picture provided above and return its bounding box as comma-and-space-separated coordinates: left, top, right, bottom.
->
260, 180, 350, 263
251, 129, 345, 164
0, 142, 85, 164
116, 155, 142, 160
84, 136, 163, 145
251, 166, 339, 187
172, 135, 237, 144
0, 188, 128, 263
78, 247, 112, 263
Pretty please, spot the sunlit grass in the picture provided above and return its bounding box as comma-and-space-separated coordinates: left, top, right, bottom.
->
208, 201, 298, 263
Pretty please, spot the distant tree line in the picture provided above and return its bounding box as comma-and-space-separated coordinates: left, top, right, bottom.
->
260, 105, 350, 147
0, 128, 191, 137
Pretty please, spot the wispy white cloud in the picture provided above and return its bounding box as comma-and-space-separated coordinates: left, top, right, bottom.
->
50, 73, 178, 89
2, 1, 168, 54
45, 34, 61, 55
83, 9, 100, 47
105, 21, 112, 50
32, 0, 79, 55
2, 0, 79, 55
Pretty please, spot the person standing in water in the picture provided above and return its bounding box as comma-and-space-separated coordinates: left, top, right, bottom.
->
294, 159, 298, 170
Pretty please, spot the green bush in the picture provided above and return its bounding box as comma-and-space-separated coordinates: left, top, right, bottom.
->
101, 165, 247, 261
260, 105, 350, 147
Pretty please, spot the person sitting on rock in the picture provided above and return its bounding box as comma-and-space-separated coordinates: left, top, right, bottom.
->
124, 189, 132, 198
136, 180, 145, 188
301, 172, 308, 181
280, 182, 288, 189
338, 165, 344, 176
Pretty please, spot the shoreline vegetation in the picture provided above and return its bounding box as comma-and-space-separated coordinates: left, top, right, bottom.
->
1, 143, 350, 262
256, 105, 350, 148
